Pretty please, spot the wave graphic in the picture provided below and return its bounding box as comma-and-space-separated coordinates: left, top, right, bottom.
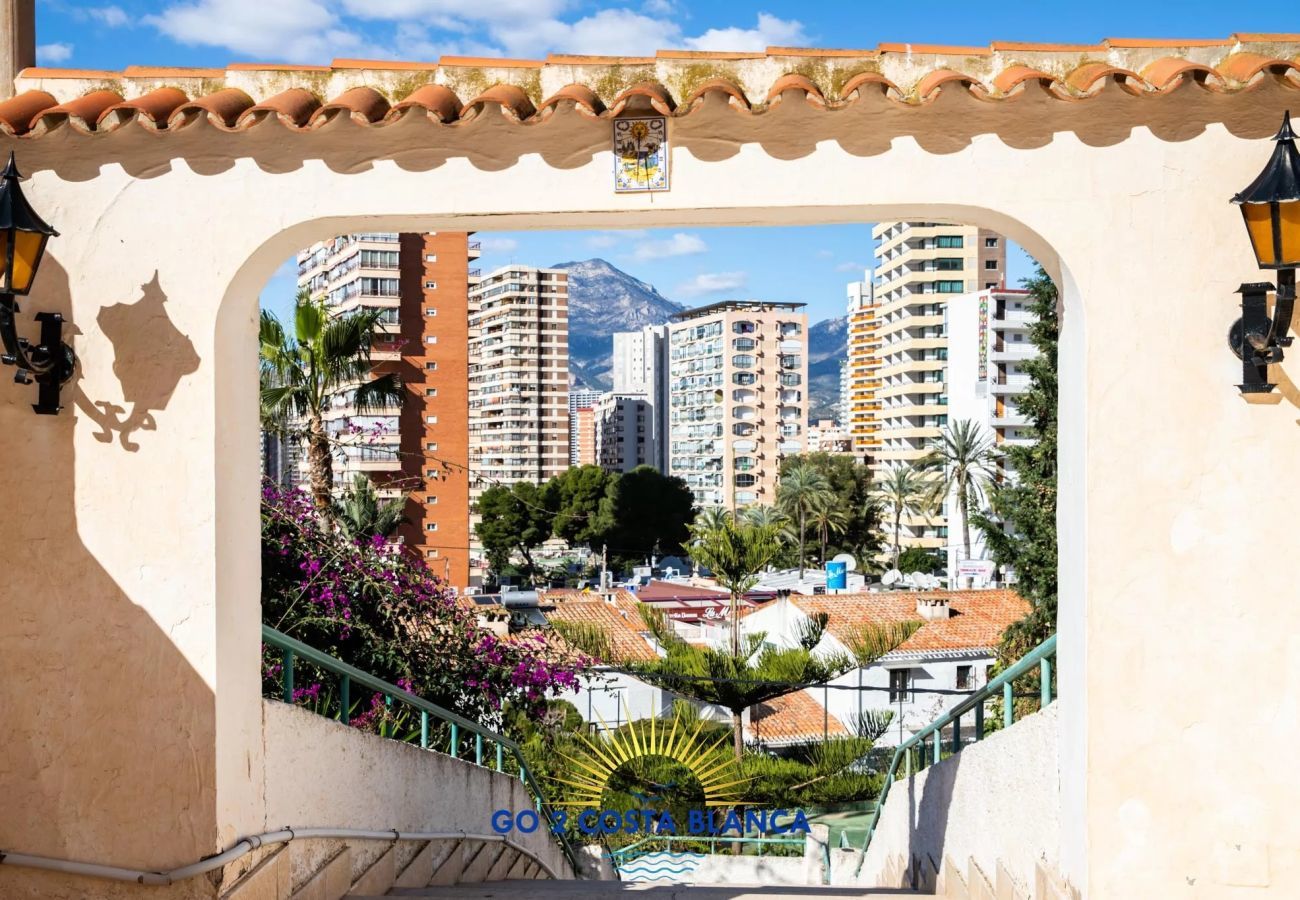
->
618, 852, 703, 882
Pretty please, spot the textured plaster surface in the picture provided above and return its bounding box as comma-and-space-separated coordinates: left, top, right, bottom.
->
1, 79, 1299, 898
859, 704, 1061, 896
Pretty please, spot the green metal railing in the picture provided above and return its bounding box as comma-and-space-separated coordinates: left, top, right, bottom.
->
261, 625, 582, 876
852, 633, 1057, 875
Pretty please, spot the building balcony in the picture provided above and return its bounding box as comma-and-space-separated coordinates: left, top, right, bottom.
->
990, 343, 1035, 362
990, 376, 1032, 394
992, 412, 1029, 428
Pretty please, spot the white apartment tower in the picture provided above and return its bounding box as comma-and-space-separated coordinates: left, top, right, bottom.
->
467, 264, 570, 505
595, 393, 652, 473
611, 325, 669, 472
667, 301, 809, 510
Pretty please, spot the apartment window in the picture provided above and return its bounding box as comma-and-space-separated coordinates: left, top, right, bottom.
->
425, 523, 439, 532
426, 307, 437, 316
1013, 333, 1025, 342
935, 257, 963, 271
425, 388, 438, 396
425, 254, 438, 262
426, 442, 438, 451
426, 416, 438, 424
936, 236, 964, 249
425, 281, 437, 289
935, 280, 964, 293
425, 362, 438, 370
889, 668, 913, 703
956, 665, 974, 691
984, 259, 999, 270
984, 237, 999, 248
985, 282, 998, 290
426, 496, 438, 504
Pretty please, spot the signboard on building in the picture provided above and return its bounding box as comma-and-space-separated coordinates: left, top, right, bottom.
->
826, 560, 847, 590
956, 559, 995, 580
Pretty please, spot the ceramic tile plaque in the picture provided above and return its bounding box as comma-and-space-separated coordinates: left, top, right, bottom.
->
613, 116, 669, 192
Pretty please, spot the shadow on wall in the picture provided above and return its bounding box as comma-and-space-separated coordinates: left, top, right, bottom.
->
906, 748, 961, 891
75, 271, 200, 450
0, 253, 217, 899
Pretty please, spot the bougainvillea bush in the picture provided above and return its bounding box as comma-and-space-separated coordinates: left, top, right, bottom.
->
261, 481, 591, 730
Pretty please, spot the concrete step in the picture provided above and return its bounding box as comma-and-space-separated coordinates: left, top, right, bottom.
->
354, 879, 931, 898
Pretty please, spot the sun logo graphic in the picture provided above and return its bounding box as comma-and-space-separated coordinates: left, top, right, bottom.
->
551, 704, 748, 810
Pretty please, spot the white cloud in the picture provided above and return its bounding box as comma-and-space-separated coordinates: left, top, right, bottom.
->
683, 13, 809, 52
492, 8, 678, 58
146, 0, 374, 63
642, 0, 676, 13
835, 261, 867, 272
36, 43, 73, 64
816, 249, 834, 259
585, 229, 648, 250
87, 6, 130, 27
630, 232, 707, 261
676, 271, 747, 298
479, 237, 518, 254
340, 0, 569, 22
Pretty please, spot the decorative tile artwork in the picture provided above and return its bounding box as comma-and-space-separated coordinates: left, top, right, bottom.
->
613, 116, 669, 192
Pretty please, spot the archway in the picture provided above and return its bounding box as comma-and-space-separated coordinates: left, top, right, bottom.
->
3, 44, 1298, 897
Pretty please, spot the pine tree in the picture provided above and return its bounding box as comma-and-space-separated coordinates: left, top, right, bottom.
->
972, 266, 1058, 662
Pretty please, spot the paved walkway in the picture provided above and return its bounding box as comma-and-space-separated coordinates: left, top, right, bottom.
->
361, 879, 925, 898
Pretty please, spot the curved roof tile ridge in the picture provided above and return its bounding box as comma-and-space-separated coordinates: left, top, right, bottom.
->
314, 86, 391, 127
609, 81, 674, 117
29, 89, 122, 135
765, 73, 825, 108
237, 88, 320, 129
389, 83, 463, 123
97, 86, 189, 131
0, 90, 57, 135
169, 88, 254, 130
461, 84, 536, 122
537, 84, 606, 118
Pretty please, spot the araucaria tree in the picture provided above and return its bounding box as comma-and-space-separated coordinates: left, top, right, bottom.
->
921, 419, 999, 585
972, 266, 1059, 659
259, 291, 403, 519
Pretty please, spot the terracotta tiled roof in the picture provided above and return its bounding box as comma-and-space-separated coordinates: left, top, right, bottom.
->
539, 588, 659, 663
789, 590, 1029, 655
3, 36, 1298, 137
746, 689, 846, 744
636, 580, 728, 601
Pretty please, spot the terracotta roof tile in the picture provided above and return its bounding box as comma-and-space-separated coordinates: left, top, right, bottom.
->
747, 690, 846, 744
6, 40, 1299, 140
0, 90, 56, 135
787, 589, 1029, 655
169, 88, 253, 129
239, 88, 319, 128
636, 580, 728, 601
463, 83, 536, 121
540, 589, 658, 663
316, 86, 390, 125
765, 73, 825, 107
98, 87, 188, 130
390, 84, 462, 122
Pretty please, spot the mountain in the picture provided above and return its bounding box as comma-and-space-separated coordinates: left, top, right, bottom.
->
806, 315, 847, 422
555, 258, 845, 420
552, 259, 684, 390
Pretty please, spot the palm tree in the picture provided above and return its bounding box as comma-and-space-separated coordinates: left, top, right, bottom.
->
776, 463, 833, 577
691, 506, 732, 536
807, 494, 849, 568
739, 504, 787, 529
870, 465, 934, 570
260, 291, 404, 520
920, 419, 1000, 586
333, 473, 408, 540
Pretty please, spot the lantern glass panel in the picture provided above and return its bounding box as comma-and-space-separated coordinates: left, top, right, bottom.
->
0, 230, 49, 295
1280, 199, 1300, 268
1241, 203, 1278, 267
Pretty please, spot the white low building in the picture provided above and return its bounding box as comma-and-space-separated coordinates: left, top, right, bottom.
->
738, 589, 1028, 747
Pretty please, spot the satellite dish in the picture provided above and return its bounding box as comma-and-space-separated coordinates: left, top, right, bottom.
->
882, 569, 900, 586
925, 574, 941, 589
908, 571, 927, 588
831, 552, 857, 572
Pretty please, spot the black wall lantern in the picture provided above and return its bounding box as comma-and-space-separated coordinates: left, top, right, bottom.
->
0, 151, 73, 414
1230, 112, 1300, 394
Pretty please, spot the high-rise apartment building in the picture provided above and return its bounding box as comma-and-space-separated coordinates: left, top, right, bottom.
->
869, 222, 1005, 469
667, 301, 808, 510
568, 388, 601, 466
467, 265, 570, 575
611, 325, 669, 472
595, 393, 651, 472
944, 286, 1038, 580
295, 231, 476, 589
844, 272, 881, 463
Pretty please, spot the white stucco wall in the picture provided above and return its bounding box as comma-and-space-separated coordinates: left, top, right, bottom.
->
3, 75, 1300, 898
858, 703, 1062, 896
260, 701, 572, 885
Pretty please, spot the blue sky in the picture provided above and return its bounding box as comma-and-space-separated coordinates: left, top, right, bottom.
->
35, 1, 1295, 323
